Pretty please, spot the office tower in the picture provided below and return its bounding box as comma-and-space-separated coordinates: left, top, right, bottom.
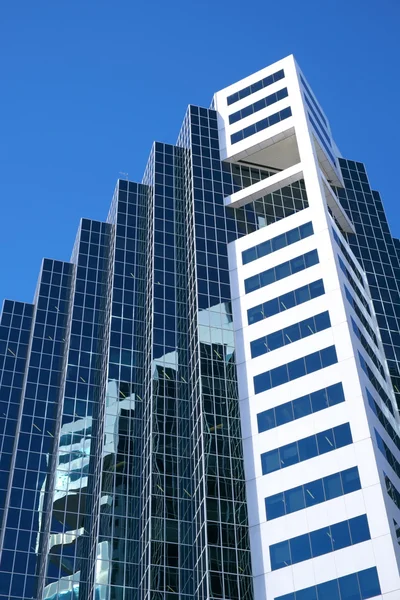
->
0, 54, 399, 600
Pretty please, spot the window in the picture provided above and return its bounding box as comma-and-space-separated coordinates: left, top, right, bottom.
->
229, 87, 289, 125
231, 107, 292, 144
245, 250, 319, 295
242, 222, 313, 265
254, 345, 337, 394
251, 310, 331, 359
261, 423, 352, 475
227, 68, 285, 106
270, 515, 370, 571
275, 566, 381, 600
265, 466, 360, 520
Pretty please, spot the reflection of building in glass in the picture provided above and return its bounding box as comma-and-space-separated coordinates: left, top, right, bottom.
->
1, 55, 400, 599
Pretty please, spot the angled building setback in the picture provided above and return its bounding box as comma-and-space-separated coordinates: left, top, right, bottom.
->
0, 55, 400, 600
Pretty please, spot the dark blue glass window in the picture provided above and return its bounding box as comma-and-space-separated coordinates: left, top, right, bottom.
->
349, 514, 370, 544
250, 311, 331, 359
242, 222, 314, 265
261, 423, 352, 476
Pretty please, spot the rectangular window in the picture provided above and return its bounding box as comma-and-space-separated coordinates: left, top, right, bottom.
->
254, 344, 337, 394
275, 566, 380, 600
257, 381, 344, 433
265, 466, 360, 520
270, 514, 370, 570
359, 353, 394, 417
227, 68, 285, 106
245, 249, 319, 295
251, 310, 331, 359
248, 279, 325, 326
229, 87, 289, 125
242, 222, 313, 265
261, 422, 352, 475
231, 107, 292, 144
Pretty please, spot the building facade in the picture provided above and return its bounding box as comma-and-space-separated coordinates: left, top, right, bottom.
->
0, 55, 400, 600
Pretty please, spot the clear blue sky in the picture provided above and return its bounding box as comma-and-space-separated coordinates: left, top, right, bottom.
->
1, 0, 399, 304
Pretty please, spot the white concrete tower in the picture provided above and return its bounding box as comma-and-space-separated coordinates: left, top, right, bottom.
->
213, 55, 400, 600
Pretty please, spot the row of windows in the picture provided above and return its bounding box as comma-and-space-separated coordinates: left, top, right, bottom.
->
227, 68, 285, 105
242, 221, 313, 265
245, 249, 319, 295
352, 318, 386, 380
276, 566, 380, 600
299, 75, 327, 126
338, 257, 371, 316
376, 430, 400, 480
265, 466, 361, 520
359, 352, 394, 417
367, 388, 400, 453
257, 381, 345, 433
270, 514, 370, 570
231, 107, 292, 145
261, 422, 352, 475
251, 311, 331, 359
303, 93, 331, 147
344, 286, 377, 346
308, 113, 337, 166
229, 87, 288, 125
332, 229, 364, 287
248, 279, 325, 326
254, 345, 337, 394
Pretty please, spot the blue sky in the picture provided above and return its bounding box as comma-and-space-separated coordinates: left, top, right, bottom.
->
1, 0, 399, 304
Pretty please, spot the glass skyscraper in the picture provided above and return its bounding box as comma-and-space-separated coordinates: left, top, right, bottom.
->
1, 55, 400, 600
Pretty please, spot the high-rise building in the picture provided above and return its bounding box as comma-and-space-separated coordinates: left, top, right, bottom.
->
0, 55, 400, 600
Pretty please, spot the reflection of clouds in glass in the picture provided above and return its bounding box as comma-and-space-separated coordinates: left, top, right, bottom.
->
43, 380, 136, 599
